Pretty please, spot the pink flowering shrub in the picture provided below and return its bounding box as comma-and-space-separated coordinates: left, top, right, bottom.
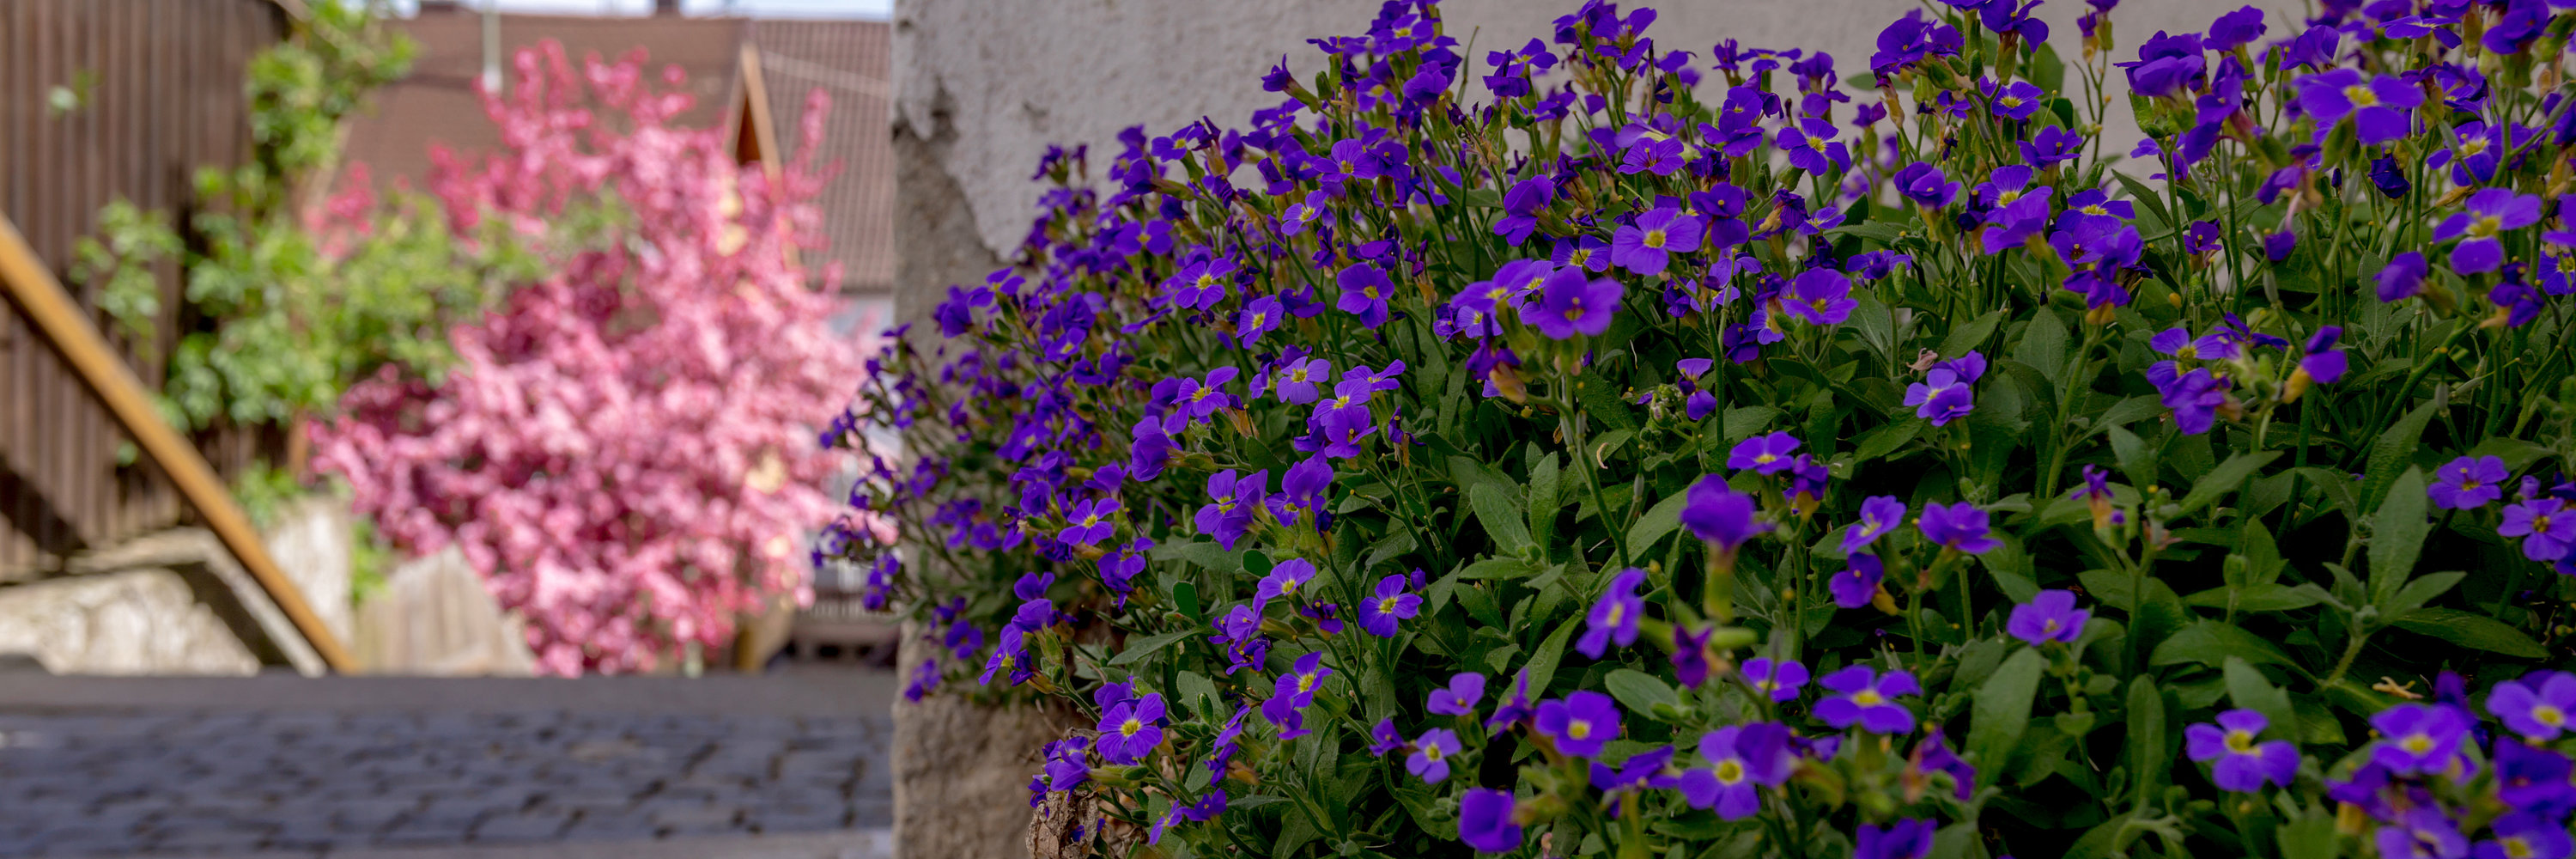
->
313, 44, 872, 675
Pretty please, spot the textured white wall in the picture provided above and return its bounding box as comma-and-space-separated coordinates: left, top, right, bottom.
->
894, 0, 2291, 261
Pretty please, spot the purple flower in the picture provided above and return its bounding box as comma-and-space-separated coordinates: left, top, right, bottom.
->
1728, 431, 1803, 474
1236, 295, 1284, 345
1335, 262, 1394, 329
981, 625, 1030, 685
1816, 666, 1918, 734
1176, 367, 1240, 418
1831, 553, 1886, 609
1781, 268, 1856, 326
2294, 69, 2422, 145
1358, 574, 1421, 637
1776, 117, 1850, 174
1893, 161, 1959, 210
1485, 669, 1536, 732
1407, 728, 1463, 783
2296, 326, 2347, 389
2119, 30, 2206, 98
1096, 692, 1167, 765
1905, 351, 1985, 425
1911, 731, 1977, 800
1680, 723, 1792, 819
1429, 673, 1486, 716
2491, 671, 2576, 740
1917, 502, 2000, 554
1457, 789, 1522, 853
2263, 230, 2297, 262
1256, 557, 1317, 602
2430, 455, 2509, 510
2021, 125, 2085, 167
1681, 474, 1772, 553
1856, 819, 1935, 859
1988, 80, 2045, 121
1743, 657, 1808, 702
903, 658, 940, 702
1534, 690, 1622, 758
1673, 624, 1716, 690
1529, 266, 1624, 338
2370, 704, 2470, 776
1195, 469, 1267, 550
1842, 496, 1905, 553
2204, 5, 2267, 50
2379, 252, 2429, 302
2184, 709, 2299, 792
2435, 188, 2544, 275
1871, 12, 1961, 76
1578, 568, 1649, 658
2479, 813, 2574, 859
2503, 498, 2576, 562
1493, 176, 1554, 246
1367, 717, 1403, 755
2497, 740, 2576, 820
1262, 652, 1334, 739
2379, 807, 2470, 859
2152, 363, 2233, 435
1612, 206, 1704, 277
1059, 497, 1118, 547
2007, 589, 2089, 646
1207, 704, 1249, 773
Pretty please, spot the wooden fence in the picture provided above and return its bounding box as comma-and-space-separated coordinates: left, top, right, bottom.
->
1, 0, 289, 576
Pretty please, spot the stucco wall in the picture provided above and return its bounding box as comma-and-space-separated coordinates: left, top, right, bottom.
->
893, 0, 2289, 318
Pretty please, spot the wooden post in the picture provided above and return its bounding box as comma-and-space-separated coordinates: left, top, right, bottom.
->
0, 213, 356, 673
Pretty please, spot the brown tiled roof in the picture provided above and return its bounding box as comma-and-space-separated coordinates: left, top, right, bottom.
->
338, 12, 747, 208
748, 20, 891, 293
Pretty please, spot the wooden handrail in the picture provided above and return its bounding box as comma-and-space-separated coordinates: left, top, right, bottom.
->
0, 213, 355, 673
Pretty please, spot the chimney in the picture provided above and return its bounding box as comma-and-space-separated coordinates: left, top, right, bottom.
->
653, 0, 682, 15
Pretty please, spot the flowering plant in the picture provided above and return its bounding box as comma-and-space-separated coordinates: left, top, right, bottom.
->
313, 44, 872, 674
841, 1, 2576, 856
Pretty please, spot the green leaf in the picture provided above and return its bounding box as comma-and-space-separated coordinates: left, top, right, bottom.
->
2149, 620, 2299, 671
2109, 424, 2156, 492
1577, 380, 1638, 433
1174, 582, 1202, 624
1852, 287, 1898, 362
2363, 400, 2440, 513
2180, 583, 2324, 612
1850, 418, 1923, 463
2177, 451, 2281, 516
2393, 608, 2549, 658
1968, 648, 2047, 768
1603, 668, 1680, 718
1528, 453, 1563, 555
1522, 618, 1578, 697
2466, 436, 2554, 472
1459, 557, 1541, 581
1625, 489, 1690, 557
1722, 405, 1780, 445
1470, 483, 1535, 555
2014, 307, 2070, 387
2223, 657, 2297, 742
2368, 466, 2430, 608
2385, 571, 2464, 616
1940, 308, 2010, 362
2126, 675, 2166, 813
2087, 395, 2163, 437
1107, 629, 1196, 667
2278, 813, 2337, 859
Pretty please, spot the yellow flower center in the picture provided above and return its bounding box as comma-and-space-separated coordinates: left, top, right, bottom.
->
2000, 95, 2025, 108
2344, 84, 2378, 107
1121, 718, 1144, 737
1644, 229, 1669, 249
1298, 673, 1317, 693
1754, 453, 1777, 465
1379, 596, 1400, 613
1340, 160, 1358, 174
1998, 189, 2022, 204
2402, 734, 2434, 755
2463, 139, 2489, 156
2225, 729, 2257, 754
1197, 273, 1218, 289
2537, 705, 2567, 727
2042, 618, 2062, 635
1568, 720, 1593, 740
1280, 577, 1299, 595
1249, 312, 1267, 328
1569, 248, 1593, 266
1852, 690, 1884, 706
1424, 745, 1445, 761
2083, 204, 2110, 216
1081, 514, 1101, 527
1715, 759, 1745, 784
2177, 345, 2198, 359
1364, 286, 1380, 300
2506, 837, 2537, 859
2536, 513, 2558, 533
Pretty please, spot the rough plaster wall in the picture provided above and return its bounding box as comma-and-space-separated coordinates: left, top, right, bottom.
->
893, 0, 2291, 312
890, 623, 1075, 859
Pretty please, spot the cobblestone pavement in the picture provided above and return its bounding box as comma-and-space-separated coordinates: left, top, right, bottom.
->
0, 675, 895, 858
